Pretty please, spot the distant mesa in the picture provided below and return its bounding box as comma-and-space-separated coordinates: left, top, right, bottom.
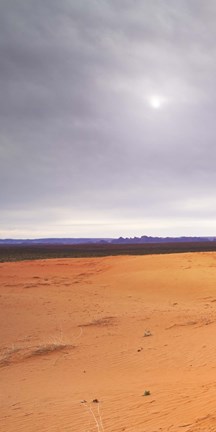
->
111, 235, 216, 244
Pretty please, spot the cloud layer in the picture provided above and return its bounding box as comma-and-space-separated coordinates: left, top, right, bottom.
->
1, 0, 216, 237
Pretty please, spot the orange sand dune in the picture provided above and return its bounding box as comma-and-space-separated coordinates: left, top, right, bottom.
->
1, 253, 216, 432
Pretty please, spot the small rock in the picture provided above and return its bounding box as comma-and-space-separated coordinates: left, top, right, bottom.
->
144, 330, 152, 337
143, 390, 151, 396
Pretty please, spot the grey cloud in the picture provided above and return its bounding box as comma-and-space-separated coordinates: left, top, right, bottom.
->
1, 0, 216, 237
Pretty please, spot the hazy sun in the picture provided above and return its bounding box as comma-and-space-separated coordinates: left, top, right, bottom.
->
149, 96, 162, 109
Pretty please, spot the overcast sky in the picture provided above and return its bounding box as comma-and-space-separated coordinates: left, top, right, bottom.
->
1, 0, 216, 238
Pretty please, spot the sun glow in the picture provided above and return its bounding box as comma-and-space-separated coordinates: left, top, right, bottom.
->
149, 96, 163, 109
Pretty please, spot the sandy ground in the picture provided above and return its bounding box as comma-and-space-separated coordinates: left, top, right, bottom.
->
1, 253, 216, 432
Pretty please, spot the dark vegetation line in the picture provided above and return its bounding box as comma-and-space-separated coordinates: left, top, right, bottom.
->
1, 242, 216, 262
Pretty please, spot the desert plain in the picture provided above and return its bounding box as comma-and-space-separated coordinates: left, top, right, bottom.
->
1, 252, 216, 431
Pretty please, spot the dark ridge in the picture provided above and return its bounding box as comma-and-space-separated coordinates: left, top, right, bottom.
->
1, 241, 216, 262
0, 238, 111, 245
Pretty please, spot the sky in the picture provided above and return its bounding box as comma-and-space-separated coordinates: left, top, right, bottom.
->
1, 0, 216, 239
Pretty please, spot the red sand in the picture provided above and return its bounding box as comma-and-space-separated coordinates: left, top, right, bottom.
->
1, 253, 216, 431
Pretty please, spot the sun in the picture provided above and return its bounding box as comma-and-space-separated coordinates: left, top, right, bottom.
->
149, 96, 163, 109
